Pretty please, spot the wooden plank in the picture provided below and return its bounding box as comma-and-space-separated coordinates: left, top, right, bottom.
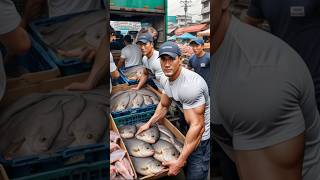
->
1, 72, 89, 107
109, 115, 137, 179
0, 164, 9, 180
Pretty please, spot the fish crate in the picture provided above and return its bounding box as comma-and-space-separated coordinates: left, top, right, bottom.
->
11, 160, 107, 180
118, 65, 141, 85
110, 113, 186, 180
29, 11, 99, 76
1, 143, 107, 179
111, 84, 162, 118
6, 37, 60, 90
110, 115, 138, 179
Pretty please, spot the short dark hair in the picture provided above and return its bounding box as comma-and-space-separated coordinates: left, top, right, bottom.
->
124, 35, 133, 43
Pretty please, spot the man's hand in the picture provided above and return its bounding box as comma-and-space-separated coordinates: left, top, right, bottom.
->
135, 122, 150, 136
64, 81, 93, 91
80, 47, 97, 64
131, 86, 140, 91
162, 159, 186, 176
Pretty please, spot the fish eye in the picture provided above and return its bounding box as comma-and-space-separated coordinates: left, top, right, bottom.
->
147, 147, 149, 149
151, 135, 154, 137
172, 153, 175, 156
40, 137, 47, 142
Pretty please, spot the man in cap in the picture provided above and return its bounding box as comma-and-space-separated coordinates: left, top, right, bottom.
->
132, 32, 164, 90
117, 35, 142, 68
188, 38, 211, 89
136, 41, 210, 180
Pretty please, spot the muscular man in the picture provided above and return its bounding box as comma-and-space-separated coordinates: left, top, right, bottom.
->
212, 0, 320, 179
132, 33, 164, 90
136, 41, 210, 180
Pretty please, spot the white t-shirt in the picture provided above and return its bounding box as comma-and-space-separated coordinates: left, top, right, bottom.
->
141, 50, 164, 81
110, 52, 117, 93
0, 0, 21, 101
48, 0, 101, 17
160, 68, 210, 141
120, 44, 142, 67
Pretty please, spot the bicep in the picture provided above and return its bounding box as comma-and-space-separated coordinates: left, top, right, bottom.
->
183, 104, 205, 126
235, 133, 304, 180
160, 93, 171, 108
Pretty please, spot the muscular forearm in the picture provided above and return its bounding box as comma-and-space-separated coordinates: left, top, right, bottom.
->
21, 0, 45, 28
147, 102, 169, 126
178, 122, 204, 163
136, 73, 148, 89
117, 58, 125, 68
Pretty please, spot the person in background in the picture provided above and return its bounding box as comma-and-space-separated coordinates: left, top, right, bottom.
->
65, 26, 119, 92
188, 38, 211, 90
0, 0, 31, 100
131, 33, 164, 91
117, 35, 142, 69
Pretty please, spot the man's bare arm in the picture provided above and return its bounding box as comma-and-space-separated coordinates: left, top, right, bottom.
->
178, 104, 205, 164
21, 0, 45, 28
235, 133, 304, 180
132, 68, 148, 90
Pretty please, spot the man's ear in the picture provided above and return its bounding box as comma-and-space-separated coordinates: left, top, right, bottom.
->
222, 0, 230, 11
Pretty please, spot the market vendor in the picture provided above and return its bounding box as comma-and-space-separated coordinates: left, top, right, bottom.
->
136, 41, 210, 180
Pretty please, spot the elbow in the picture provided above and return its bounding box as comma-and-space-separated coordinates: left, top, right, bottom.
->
14, 28, 31, 55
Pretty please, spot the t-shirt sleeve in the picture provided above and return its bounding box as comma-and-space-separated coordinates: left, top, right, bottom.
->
181, 78, 207, 109
120, 48, 127, 59
231, 66, 305, 150
110, 53, 117, 73
247, 0, 264, 19
0, 0, 21, 34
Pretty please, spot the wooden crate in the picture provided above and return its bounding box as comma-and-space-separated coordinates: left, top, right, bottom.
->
110, 113, 185, 179
1, 72, 89, 108
109, 115, 138, 179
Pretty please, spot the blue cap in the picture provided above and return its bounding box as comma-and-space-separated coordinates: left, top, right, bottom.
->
190, 38, 204, 45
158, 41, 181, 58
137, 33, 153, 44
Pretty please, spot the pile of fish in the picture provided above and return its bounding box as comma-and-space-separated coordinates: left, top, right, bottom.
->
119, 123, 184, 176
110, 130, 135, 179
0, 87, 107, 159
37, 10, 106, 60
122, 65, 145, 80
111, 88, 159, 112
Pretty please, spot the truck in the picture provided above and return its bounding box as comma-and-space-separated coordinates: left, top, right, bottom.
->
110, 0, 168, 63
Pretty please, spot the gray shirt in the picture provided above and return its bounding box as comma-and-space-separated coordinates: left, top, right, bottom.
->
160, 68, 210, 141
0, 0, 21, 101
142, 50, 164, 81
212, 16, 320, 180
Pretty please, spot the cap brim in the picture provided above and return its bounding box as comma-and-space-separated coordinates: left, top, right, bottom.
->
190, 40, 203, 45
158, 52, 178, 59
137, 39, 150, 44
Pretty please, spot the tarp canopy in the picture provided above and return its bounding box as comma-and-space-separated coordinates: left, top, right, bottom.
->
175, 24, 208, 35
177, 33, 196, 40
168, 35, 177, 40
197, 28, 210, 36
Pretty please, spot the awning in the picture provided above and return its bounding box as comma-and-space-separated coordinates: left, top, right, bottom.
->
175, 24, 208, 35
197, 28, 210, 36
177, 33, 196, 40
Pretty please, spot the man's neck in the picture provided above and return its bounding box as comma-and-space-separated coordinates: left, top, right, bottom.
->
146, 49, 154, 59
196, 51, 206, 58
169, 67, 182, 81
212, 12, 231, 53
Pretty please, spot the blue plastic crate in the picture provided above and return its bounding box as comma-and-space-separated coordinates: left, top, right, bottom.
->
13, 160, 108, 180
111, 104, 157, 118
29, 11, 98, 76
113, 109, 155, 126
1, 143, 107, 179
118, 65, 140, 85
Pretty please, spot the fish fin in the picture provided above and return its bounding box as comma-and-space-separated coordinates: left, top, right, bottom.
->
4, 137, 26, 159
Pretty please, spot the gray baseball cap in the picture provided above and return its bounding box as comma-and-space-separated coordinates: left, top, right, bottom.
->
137, 33, 153, 44
158, 41, 181, 59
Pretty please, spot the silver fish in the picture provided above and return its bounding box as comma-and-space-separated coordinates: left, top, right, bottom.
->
123, 138, 154, 157
152, 140, 179, 162
131, 157, 165, 176
132, 93, 144, 109
143, 95, 153, 106
118, 125, 137, 139
135, 126, 160, 144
